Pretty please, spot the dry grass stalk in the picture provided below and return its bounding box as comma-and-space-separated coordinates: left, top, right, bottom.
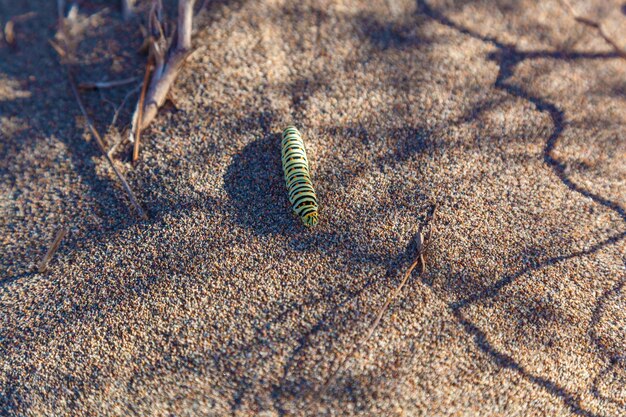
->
319, 230, 425, 394
560, 0, 626, 58
48, 39, 66, 57
129, 0, 196, 143
316, 205, 437, 403
78, 77, 138, 90
54, 5, 147, 219
38, 227, 68, 273
67, 72, 148, 219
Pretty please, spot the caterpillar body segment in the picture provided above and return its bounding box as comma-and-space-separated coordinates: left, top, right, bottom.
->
281, 126, 319, 227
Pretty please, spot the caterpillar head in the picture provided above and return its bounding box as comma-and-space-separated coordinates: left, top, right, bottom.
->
302, 212, 319, 227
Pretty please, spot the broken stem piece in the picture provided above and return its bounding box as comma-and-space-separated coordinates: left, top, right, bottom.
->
78, 77, 138, 90
38, 227, 68, 273
133, 59, 153, 162
178, 0, 194, 51
141, 49, 190, 127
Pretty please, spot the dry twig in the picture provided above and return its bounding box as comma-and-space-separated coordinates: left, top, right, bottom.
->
68, 72, 148, 219
78, 77, 138, 90
315, 205, 438, 403
38, 227, 68, 273
48, 39, 66, 57
54, 5, 147, 219
133, 58, 154, 162
560, 0, 626, 58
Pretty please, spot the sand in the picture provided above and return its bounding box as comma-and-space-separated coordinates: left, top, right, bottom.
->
1, 0, 625, 415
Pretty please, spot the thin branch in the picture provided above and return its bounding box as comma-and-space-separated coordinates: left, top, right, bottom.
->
178, 0, 194, 50
67, 71, 148, 219
38, 227, 68, 273
48, 39, 66, 57
319, 230, 425, 395
100, 83, 141, 158
8, 11, 37, 23
560, 0, 626, 59
312, 204, 438, 405
78, 77, 138, 90
141, 49, 191, 127
133, 58, 153, 162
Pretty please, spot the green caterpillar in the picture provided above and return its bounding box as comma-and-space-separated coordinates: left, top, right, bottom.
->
281, 126, 319, 227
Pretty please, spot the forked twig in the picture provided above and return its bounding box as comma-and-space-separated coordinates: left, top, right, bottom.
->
67, 71, 148, 219
129, 0, 196, 147
38, 227, 68, 273
560, 0, 626, 58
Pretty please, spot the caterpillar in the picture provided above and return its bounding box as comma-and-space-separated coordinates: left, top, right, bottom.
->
281, 126, 319, 227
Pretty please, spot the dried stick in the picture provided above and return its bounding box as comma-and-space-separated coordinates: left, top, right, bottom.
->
48, 39, 66, 57
560, 0, 626, 58
68, 71, 148, 219
130, 0, 195, 134
38, 227, 68, 273
141, 0, 195, 126
3, 12, 36, 47
313, 204, 438, 405
133, 58, 153, 162
319, 230, 425, 394
79, 77, 138, 90
314, 230, 432, 408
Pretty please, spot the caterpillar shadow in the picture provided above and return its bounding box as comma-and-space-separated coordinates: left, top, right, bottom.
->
223, 132, 301, 237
